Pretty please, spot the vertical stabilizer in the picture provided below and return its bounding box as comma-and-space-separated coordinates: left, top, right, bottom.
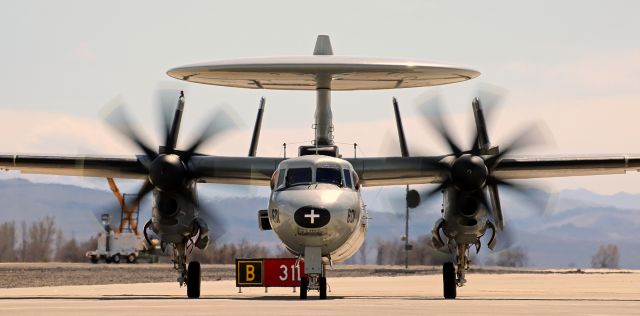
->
313, 35, 334, 55
248, 97, 266, 157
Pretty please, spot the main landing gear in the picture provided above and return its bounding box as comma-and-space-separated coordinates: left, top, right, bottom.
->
152, 219, 208, 299
442, 243, 471, 299
187, 261, 201, 299
173, 241, 202, 299
443, 262, 456, 299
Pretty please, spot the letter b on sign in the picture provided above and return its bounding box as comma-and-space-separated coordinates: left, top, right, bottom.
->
236, 260, 263, 286
246, 265, 255, 281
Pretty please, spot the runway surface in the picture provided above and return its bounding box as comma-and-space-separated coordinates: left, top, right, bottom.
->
0, 273, 638, 315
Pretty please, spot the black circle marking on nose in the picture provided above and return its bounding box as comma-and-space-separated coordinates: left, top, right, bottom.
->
294, 206, 331, 228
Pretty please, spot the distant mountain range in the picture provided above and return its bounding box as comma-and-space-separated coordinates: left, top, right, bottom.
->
0, 177, 638, 268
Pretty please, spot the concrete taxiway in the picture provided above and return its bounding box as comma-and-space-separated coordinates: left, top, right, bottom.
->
0, 273, 638, 315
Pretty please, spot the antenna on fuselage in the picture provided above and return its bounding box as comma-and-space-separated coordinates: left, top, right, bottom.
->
248, 97, 266, 157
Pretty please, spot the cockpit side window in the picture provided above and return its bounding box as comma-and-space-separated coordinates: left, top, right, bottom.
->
286, 167, 312, 186
316, 167, 343, 186
343, 169, 353, 189
276, 168, 286, 188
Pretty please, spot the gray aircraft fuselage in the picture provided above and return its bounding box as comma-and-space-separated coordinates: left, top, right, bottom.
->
268, 155, 367, 263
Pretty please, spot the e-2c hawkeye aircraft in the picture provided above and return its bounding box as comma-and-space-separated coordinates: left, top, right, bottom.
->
2, 35, 640, 299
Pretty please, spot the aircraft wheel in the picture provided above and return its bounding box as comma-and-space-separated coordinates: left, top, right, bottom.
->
112, 254, 121, 264
126, 254, 137, 264
90, 256, 98, 264
443, 262, 457, 299
300, 276, 308, 299
319, 276, 327, 299
187, 261, 201, 299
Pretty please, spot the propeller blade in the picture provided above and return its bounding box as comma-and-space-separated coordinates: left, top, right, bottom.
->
182, 108, 240, 162
418, 95, 463, 157
104, 101, 158, 160
478, 189, 493, 217
487, 176, 550, 215
484, 122, 547, 169
178, 187, 226, 241
131, 179, 155, 211
424, 180, 450, 199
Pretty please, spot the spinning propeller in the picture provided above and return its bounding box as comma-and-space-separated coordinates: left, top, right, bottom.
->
393, 91, 548, 232
104, 90, 236, 232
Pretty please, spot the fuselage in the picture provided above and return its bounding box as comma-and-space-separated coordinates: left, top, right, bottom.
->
268, 155, 367, 262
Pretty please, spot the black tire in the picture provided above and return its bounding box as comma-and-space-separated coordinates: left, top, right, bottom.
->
126, 254, 137, 264
105, 256, 112, 264
300, 276, 308, 299
90, 256, 98, 264
443, 262, 457, 299
112, 254, 121, 264
187, 261, 201, 299
319, 276, 327, 299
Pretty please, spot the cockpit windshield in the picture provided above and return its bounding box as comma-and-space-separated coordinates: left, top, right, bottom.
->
316, 167, 343, 186
285, 167, 312, 187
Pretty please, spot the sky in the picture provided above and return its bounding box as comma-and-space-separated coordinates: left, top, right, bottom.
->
1, 0, 640, 194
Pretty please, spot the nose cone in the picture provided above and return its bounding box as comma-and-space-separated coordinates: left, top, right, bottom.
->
269, 184, 362, 257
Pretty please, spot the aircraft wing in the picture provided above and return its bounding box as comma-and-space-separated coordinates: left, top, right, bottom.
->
346, 156, 446, 186
0, 154, 283, 186
348, 154, 640, 187
492, 155, 640, 179
0, 154, 148, 179
3, 153, 640, 188
188, 156, 283, 185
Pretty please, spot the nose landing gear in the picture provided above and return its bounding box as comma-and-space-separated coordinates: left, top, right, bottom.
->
299, 273, 328, 299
